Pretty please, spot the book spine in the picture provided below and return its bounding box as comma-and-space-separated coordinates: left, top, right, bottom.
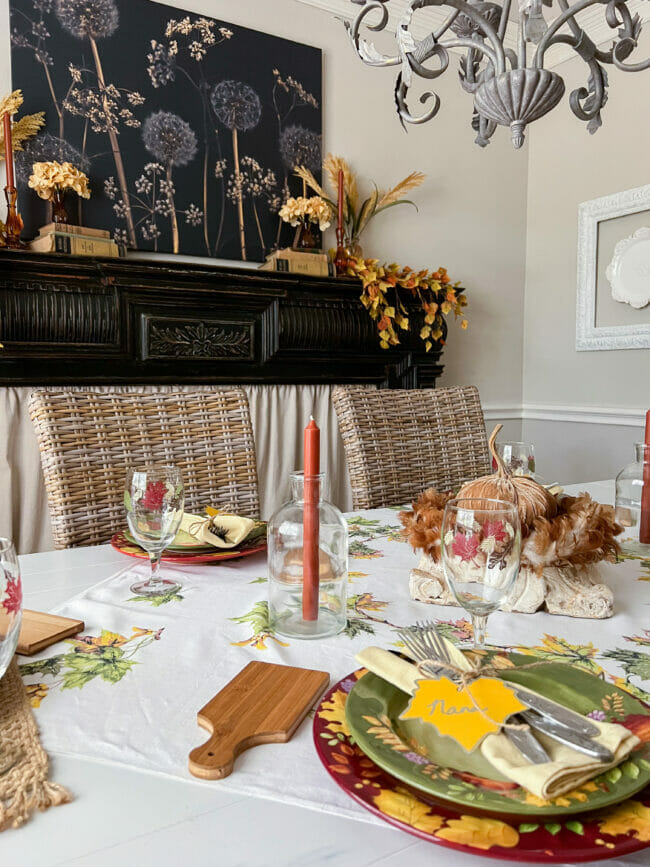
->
38, 223, 111, 239
273, 257, 332, 277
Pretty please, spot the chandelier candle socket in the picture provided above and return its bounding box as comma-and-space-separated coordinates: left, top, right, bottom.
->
344, 0, 650, 149
303, 417, 320, 620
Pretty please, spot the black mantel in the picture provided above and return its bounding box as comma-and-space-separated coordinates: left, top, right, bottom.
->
0, 251, 446, 388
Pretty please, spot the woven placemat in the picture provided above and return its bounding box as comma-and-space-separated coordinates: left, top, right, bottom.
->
0, 658, 70, 830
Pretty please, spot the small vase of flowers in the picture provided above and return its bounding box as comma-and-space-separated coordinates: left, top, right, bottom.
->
28, 161, 91, 224
278, 195, 332, 250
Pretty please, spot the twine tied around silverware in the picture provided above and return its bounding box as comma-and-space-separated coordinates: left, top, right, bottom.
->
414, 656, 552, 733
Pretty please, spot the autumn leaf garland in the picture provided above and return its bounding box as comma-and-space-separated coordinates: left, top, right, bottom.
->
344, 255, 468, 350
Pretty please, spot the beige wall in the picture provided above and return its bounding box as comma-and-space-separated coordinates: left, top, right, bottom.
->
522, 29, 650, 481
522, 30, 650, 405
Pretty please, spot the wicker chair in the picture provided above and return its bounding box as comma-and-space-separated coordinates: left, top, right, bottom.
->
332, 385, 490, 509
28, 389, 260, 549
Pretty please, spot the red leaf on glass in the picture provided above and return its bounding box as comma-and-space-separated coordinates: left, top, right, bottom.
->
483, 519, 508, 542
2, 576, 22, 615
142, 480, 167, 510
451, 531, 480, 561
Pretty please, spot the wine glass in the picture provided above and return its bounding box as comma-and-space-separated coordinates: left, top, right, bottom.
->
0, 538, 23, 679
125, 465, 184, 596
441, 498, 521, 649
493, 442, 536, 477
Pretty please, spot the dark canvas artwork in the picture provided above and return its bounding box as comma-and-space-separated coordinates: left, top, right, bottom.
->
9, 0, 322, 261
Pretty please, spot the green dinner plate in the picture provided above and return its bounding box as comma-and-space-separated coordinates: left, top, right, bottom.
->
345, 653, 650, 819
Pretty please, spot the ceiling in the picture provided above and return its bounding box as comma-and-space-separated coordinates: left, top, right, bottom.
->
295, 0, 648, 68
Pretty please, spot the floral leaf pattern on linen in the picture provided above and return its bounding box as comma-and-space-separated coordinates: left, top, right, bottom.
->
349, 540, 383, 560
512, 635, 603, 675
229, 601, 289, 650
601, 648, 650, 685
128, 587, 184, 606
344, 593, 398, 638
347, 516, 402, 541
20, 626, 164, 706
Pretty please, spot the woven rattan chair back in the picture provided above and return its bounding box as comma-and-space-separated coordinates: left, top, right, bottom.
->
29, 389, 260, 549
332, 385, 490, 509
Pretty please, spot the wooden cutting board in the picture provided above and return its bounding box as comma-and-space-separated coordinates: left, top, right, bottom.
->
189, 661, 329, 780
17, 610, 85, 655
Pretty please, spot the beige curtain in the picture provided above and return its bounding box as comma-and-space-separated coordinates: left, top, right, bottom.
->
0, 385, 353, 554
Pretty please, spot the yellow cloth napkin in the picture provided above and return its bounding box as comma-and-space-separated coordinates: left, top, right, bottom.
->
355, 645, 639, 800
178, 512, 254, 549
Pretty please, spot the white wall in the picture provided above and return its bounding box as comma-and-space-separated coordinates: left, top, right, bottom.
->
522, 29, 650, 482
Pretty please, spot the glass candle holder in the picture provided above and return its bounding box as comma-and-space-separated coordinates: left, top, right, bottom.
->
615, 443, 650, 555
268, 472, 348, 639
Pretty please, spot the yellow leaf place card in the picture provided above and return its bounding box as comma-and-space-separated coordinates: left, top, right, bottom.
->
400, 676, 529, 752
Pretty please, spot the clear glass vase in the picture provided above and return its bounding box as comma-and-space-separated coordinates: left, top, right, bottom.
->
268, 472, 348, 639
615, 443, 650, 555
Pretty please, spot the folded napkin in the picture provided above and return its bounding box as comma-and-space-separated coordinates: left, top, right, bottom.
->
178, 511, 255, 549
355, 644, 640, 800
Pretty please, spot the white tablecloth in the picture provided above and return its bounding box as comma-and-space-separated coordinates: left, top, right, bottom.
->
19, 504, 650, 831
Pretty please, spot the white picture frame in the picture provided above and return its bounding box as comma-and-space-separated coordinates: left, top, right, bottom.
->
576, 184, 650, 351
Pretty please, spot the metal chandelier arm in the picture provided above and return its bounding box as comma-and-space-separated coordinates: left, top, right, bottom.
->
533, 0, 612, 66
347, 0, 401, 67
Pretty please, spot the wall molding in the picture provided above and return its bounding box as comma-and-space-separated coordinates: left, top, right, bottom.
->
297, 0, 649, 68
483, 403, 646, 427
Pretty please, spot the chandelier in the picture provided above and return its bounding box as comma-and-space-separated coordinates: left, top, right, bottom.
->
345, 0, 649, 147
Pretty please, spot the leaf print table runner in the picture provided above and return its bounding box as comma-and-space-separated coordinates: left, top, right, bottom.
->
19, 507, 650, 823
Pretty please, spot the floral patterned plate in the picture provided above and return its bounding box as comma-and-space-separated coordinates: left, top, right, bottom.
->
314, 671, 650, 863
110, 531, 266, 564
344, 654, 650, 819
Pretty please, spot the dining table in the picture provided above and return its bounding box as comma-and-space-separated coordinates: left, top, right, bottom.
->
5, 479, 650, 867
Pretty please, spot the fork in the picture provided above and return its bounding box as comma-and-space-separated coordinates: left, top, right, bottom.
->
398, 623, 552, 764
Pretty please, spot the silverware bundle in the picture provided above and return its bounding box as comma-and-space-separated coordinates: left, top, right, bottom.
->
397, 621, 614, 765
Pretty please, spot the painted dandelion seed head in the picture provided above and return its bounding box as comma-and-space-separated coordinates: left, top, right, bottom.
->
15, 133, 89, 183
211, 80, 261, 132
279, 124, 321, 171
55, 0, 119, 40
142, 111, 198, 167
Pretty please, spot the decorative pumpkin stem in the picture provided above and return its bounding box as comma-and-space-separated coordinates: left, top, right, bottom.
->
488, 424, 509, 479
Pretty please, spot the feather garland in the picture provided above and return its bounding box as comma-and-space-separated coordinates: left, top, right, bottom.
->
400, 488, 622, 573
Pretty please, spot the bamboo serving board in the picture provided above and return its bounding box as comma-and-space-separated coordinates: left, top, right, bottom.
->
17, 610, 85, 655
189, 661, 329, 780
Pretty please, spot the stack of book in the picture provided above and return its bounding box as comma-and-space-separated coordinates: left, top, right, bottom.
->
30, 223, 124, 258
259, 247, 334, 277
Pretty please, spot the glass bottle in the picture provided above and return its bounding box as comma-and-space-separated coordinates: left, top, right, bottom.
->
615, 443, 650, 555
268, 472, 348, 639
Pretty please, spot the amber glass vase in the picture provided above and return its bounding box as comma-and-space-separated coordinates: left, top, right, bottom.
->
293, 221, 318, 250
51, 187, 69, 224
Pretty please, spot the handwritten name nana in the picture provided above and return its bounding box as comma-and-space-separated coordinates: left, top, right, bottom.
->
427, 699, 488, 716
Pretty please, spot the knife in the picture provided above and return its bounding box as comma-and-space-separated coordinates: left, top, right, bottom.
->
506, 716, 552, 764
511, 687, 602, 738
522, 710, 615, 762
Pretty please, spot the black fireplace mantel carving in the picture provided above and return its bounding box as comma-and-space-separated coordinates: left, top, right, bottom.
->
0, 251, 446, 388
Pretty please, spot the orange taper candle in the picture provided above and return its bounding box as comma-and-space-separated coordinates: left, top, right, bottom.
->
337, 168, 344, 230
640, 410, 650, 545
303, 416, 320, 621
3, 112, 14, 188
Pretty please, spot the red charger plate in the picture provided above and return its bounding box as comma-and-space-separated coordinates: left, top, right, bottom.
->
110, 531, 266, 564
313, 671, 650, 863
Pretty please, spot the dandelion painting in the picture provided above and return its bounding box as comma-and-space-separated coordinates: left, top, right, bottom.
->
10, 0, 322, 261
